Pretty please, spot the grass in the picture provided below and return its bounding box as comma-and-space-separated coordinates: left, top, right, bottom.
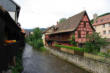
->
84, 52, 110, 63
33, 46, 47, 52
40, 47, 47, 52
97, 52, 110, 58
11, 49, 23, 73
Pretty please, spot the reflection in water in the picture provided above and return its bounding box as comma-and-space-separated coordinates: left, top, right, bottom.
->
22, 44, 91, 73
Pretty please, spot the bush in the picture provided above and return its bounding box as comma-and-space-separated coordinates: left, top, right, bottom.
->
69, 35, 77, 46
40, 47, 47, 52
33, 39, 44, 50
26, 28, 45, 51
97, 52, 110, 58
84, 32, 109, 53
12, 49, 23, 73
107, 50, 110, 53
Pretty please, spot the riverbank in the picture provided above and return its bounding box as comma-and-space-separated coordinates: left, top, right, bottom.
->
45, 46, 110, 73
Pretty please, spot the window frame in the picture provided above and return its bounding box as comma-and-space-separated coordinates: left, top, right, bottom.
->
109, 24, 110, 27
109, 30, 110, 34
102, 24, 105, 28
78, 30, 81, 38
103, 30, 106, 34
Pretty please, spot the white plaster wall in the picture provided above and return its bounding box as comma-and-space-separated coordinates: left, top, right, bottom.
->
8, 11, 16, 21
42, 34, 46, 45
94, 24, 110, 38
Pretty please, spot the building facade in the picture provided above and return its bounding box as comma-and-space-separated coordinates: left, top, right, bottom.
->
44, 11, 95, 47
93, 13, 110, 53
0, 0, 20, 23
93, 14, 110, 38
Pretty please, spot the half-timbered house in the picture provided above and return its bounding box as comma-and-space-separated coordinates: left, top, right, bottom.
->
44, 11, 95, 47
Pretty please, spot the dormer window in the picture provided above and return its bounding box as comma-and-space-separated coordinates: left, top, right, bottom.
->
51, 26, 58, 32
54, 27, 58, 32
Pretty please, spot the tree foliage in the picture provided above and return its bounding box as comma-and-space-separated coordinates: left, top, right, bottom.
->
58, 18, 66, 24
33, 28, 42, 40
70, 35, 77, 46
90, 19, 94, 24
27, 28, 44, 50
84, 32, 109, 53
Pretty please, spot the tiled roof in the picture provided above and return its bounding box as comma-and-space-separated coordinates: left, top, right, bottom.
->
43, 25, 55, 34
55, 11, 86, 33
0, 0, 20, 11
93, 14, 110, 26
44, 11, 87, 34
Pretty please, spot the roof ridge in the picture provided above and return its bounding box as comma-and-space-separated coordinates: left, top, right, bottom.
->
10, 0, 20, 8
44, 10, 87, 34
54, 11, 86, 33
98, 12, 110, 18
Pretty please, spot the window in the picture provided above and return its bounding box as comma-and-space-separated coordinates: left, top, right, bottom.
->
94, 26, 96, 29
103, 31, 106, 34
101, 19, 104, 22
78, 31, 81, 38
109, 30, 110, 34
102, 24, 105, 28
106, 18, 109, 20
86, 31, 89, 35
109, 24, 110, 27
84, 22, 86, 27
96, 20, 98, 23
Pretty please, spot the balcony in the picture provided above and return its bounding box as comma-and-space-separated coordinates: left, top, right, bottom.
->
46, 36, 71, 41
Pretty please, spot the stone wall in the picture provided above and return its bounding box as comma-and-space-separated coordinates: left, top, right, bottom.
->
45, 47, 110, 73
101, 45, 110, 54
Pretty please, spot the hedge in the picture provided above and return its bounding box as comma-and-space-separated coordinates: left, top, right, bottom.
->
55, 44, 89, 52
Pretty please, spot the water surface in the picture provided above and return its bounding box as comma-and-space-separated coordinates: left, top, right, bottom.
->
22, 44, 91, 73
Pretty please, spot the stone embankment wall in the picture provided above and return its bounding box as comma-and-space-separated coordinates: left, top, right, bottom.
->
45, 47, 110, 73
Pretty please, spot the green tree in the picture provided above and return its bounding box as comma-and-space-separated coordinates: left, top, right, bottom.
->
70, 35, 77, 46
27, 28, 44, 50
33, 28, 42, 40
58, 18, 66, 24
90, 19, 94, 24
84, 32, 109, 53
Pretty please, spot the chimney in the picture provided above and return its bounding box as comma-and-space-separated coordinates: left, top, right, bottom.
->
93, 13, 98, 23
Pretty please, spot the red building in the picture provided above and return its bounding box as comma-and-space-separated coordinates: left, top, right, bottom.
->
44, 11, 95, 47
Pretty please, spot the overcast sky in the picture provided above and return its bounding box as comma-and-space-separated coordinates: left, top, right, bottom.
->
14, 0, 110, 29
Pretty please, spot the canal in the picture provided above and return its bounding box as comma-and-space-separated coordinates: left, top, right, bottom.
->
22, 44, 91, 73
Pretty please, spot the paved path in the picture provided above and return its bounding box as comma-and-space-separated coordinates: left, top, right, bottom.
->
22, 44, 91, 73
